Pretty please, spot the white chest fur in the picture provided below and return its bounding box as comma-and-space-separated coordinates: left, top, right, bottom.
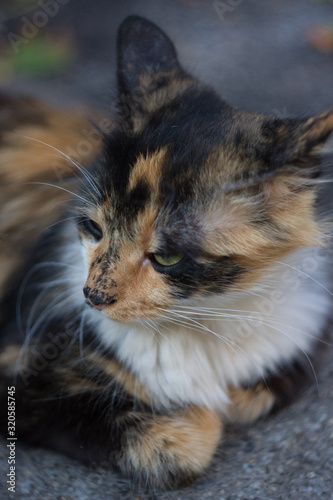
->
85, 247, 331, 412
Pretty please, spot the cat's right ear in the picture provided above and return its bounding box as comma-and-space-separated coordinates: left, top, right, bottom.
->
117, 16, 186, 129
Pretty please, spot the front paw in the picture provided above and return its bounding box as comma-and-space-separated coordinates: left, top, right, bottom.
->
116, 407, 222, 489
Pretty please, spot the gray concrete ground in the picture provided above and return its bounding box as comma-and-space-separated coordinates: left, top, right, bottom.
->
0, 0, 333, 498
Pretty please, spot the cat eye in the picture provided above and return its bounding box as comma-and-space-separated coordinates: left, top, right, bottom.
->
151, 253, 184, 268
79, 218, 103, 240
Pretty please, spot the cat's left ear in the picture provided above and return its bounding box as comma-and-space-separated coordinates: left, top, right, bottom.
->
117, 16, 187, 129
262, 111, 333, 169
236, 111, 333, 187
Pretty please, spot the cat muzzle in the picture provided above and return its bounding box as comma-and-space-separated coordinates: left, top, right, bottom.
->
83, 286, 117, 310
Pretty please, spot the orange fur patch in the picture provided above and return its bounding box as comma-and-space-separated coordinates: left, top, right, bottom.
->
227, 385, 275, 423
83, 195, 172, 321
128, 148, 166, 193
125, 406, 222, 475
84, 232, 172, 321
200, 172, 322, 291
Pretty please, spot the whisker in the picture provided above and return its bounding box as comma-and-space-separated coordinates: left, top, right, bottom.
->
159, 309, 269, 388
79, 309, 89, 363
16, 261, 81, 340
139, 319, 160, 346
43, 215, 89, 232
142, 317, 179, 352
26, 289, 81, 341
13, 290, 82, 384
274, 260, 333, 297
166, 305, 320, 390
11, 133, 102, 197
167, 304, 333, 349
25, 277, 77, 334
26, 181, 95, 207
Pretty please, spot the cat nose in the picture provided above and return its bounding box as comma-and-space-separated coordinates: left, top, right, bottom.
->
83, 287, 117, 310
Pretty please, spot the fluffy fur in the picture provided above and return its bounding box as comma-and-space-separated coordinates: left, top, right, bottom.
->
0, 16, 333, 491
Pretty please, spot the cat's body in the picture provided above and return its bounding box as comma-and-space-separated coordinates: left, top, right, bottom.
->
0, 16, 333, 490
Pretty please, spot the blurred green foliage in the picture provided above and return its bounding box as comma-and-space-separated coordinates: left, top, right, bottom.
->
0, 34, 75, 79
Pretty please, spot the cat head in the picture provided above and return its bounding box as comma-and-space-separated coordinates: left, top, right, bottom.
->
77, 16, 333, 322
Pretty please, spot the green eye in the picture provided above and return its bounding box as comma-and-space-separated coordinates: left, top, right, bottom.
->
152, 254, 184, 267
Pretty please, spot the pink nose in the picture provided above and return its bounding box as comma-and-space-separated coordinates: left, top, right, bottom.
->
86, 298, 105, 311
83, 286, 117, 310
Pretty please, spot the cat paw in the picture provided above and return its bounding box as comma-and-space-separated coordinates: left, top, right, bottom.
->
117, 407, 222, 489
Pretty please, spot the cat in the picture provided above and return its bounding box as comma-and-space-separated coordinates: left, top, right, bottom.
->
0, 15, 333, 490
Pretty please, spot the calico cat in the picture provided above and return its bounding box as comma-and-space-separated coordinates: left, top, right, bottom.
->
0, 15, 333, 490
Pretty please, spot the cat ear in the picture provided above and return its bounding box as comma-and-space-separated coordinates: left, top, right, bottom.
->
260, 111, 333, 169
228, 111, 333, 190
206, 112, 333, 259
117, 16, 185, 128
